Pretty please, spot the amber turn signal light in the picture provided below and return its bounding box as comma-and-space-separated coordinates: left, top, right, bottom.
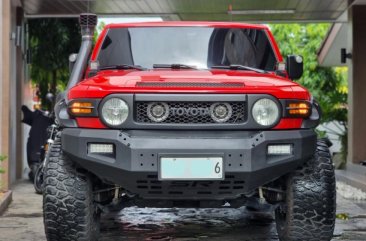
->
69, 102, 94, 115
286, 102, 311, 117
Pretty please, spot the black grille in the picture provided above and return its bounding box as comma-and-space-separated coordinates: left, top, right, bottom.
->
136, 82, 244, 88
135, 101, 246, 124
135, 174, 245, 197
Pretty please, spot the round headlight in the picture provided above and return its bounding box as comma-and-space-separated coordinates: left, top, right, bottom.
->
101, 98, 129, 126
147, 102, 169, 122
210, 102, 232, 123
252, 98, 279, 126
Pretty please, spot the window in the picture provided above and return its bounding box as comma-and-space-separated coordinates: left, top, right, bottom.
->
97, 27, 277, 70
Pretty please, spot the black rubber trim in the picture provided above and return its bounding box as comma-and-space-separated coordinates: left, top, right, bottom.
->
54, 99, 78, 128
301, 99, 321, 128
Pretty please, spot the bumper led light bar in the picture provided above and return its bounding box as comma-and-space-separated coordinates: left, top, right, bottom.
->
267, 144, 292, 155
88, 143, 114, 154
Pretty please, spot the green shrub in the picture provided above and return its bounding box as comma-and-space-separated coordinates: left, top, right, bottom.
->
0, 155, 6, 174
0, 155, 6, 191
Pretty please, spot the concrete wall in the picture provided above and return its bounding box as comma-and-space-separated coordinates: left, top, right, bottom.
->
0, 0, 26, 190
348, 5, 366, 164
14, 6, 26, 181
0, 0, 11, 190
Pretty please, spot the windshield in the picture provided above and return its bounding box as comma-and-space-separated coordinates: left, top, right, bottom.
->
97, 27, 277, 71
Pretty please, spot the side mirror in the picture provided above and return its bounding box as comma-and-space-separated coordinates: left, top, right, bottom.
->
69, 53, 78, 74
45, 93, 54, 104
286, 55, 303, 80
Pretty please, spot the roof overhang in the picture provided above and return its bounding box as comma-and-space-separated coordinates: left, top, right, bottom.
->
317, 0, 366, 67
22, 0, 351, 22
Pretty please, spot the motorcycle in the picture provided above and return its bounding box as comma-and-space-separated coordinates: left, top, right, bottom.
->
21, 93, 56, 194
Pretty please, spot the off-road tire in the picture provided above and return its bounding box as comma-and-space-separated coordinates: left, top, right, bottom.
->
275, 139, 336, 241
43, 135, 100, 241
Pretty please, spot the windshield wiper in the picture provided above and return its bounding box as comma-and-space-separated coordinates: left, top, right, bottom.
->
211, 64, 267, 74
99, 64, 146, 71
153, 64, 198, 70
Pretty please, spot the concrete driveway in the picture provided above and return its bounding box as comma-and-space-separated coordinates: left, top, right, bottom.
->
0, 180, 365, 241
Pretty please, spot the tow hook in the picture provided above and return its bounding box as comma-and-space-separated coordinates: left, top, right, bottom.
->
113, 185, 120, 204
259, 186, 265, 204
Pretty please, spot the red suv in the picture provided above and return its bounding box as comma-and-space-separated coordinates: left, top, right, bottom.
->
43, 14, 335, 241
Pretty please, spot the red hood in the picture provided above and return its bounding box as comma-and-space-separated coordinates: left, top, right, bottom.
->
68, 69, 310, 100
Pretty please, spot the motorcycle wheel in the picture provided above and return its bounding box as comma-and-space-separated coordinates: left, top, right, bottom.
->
34, 165, 44, 194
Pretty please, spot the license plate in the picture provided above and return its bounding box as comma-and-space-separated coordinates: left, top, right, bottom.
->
159, 157, 223, 180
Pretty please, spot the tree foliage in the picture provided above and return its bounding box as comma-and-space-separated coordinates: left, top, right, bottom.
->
94, 21, 106, 42
0, 155, 6, 174
270, 24, 348, 125
0, 155, 7, 191
29, 18, 81, 109
270, 24, 348, 163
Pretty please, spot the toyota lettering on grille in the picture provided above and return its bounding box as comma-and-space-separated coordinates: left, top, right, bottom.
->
170, 107, 210, 116
146, 102, 233, 123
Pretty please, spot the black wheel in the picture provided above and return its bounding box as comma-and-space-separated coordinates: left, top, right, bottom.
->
275, 140, 336, 241
43, 135, 100, 241
28, 163, 39, 182
34, 165, 44, 194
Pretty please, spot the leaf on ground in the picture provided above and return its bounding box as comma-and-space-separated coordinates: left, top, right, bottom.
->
336, 213, 349, 220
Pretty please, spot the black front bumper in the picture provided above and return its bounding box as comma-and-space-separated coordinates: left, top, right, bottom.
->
61, 128, 316, 200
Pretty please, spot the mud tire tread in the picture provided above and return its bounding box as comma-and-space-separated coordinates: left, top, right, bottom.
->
275, 139, 336, 241
43, 135, 99, 241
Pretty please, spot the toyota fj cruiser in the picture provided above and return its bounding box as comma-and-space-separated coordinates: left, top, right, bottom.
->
43, 14, 336, 241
